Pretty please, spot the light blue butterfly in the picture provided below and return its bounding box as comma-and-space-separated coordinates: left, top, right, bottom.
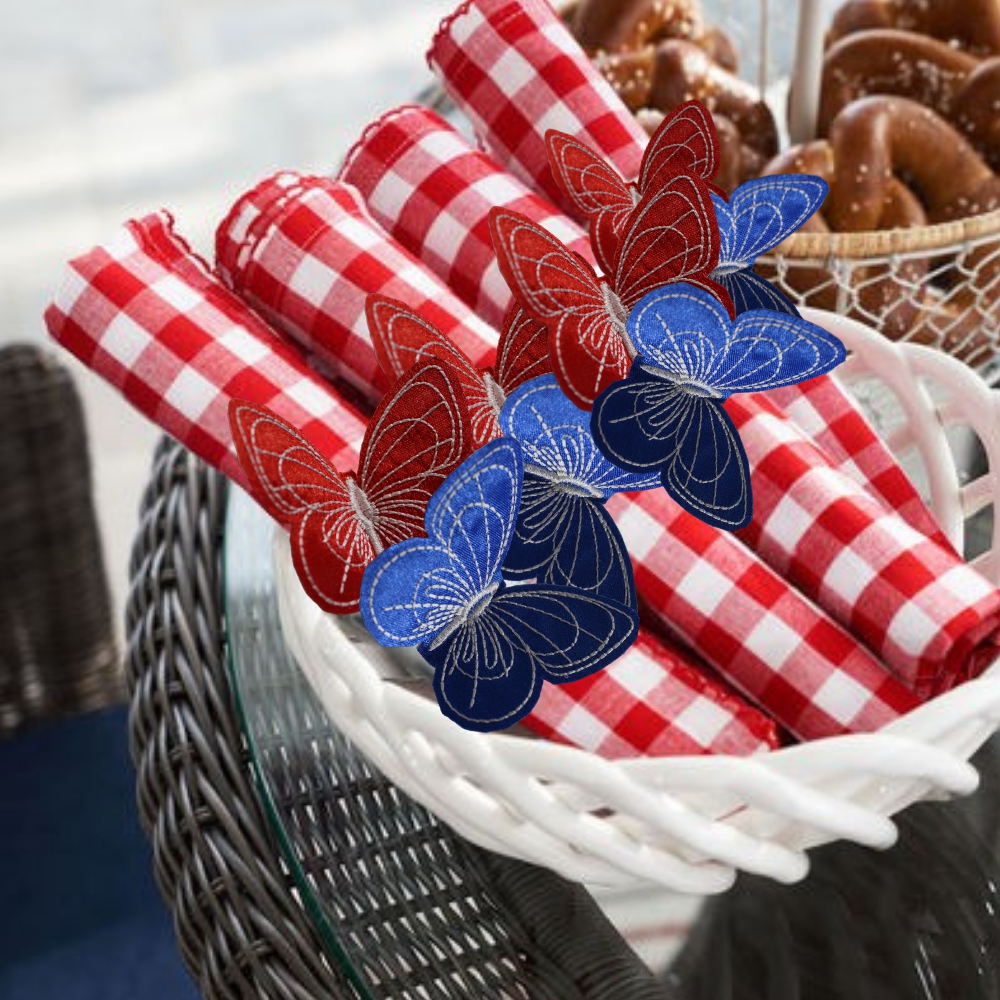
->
498, 374, 658, 606
590, 284, 846, 530
711, 175, 828, 315
359, 438, 640, 732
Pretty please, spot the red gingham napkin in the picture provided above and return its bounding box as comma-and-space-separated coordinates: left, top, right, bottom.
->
526, 627, 779, 757
730, 393, 1000, 697
767, 378, 944, 543
216, 172, 498, 405
339, 104, 595, 328
213, 183, 921, 740
44, 212, 776, 759
606, 488, 919, 740
44, 212, 364, 490
427, 0, 647, 212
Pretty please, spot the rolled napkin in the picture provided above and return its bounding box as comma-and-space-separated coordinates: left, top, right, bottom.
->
216, 172, 498, 403
607, 488, 920, 740
427, 0, 647, 211
730, 393, 1000, 697
767, 377, 944, 543
339, 104, 594, 328
46, 211, 775, 758
44, 213, 364, 490
526, 627, 780, 757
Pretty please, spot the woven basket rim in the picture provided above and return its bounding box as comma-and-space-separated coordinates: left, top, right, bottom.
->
767, 208, 1000, 260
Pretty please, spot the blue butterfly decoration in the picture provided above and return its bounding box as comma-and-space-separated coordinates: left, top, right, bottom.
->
359, 438, 640, 732
498, 374, 659, 607
590, 284, 847, 531
710, 175, 828, 316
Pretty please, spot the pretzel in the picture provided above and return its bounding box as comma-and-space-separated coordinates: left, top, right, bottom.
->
569, 0, 737, 70
757, 140, 929, 339
826, 0, 1000, 57
826, 96, 1000, 230
953, 57, 1000, 172
817, 29, 980, 136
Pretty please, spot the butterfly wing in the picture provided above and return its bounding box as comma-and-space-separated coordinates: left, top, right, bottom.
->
228, 400, 371, 614
424, 437, 524, 593
545, 129, 636, 276
502, 479, 637, 606
715, 268, 802, 317
494, 303, 552, 398
365, 294, 498, 447
358, 356, 475, 551
625, 284, 737, 386
425, 583, 639, 731
592, 368, 753, 529
707, 311, 847, 394
499, 373, 660, 495
615, 177, 735, 319
360, 535, 472, 648
638, 100, 723, 195
713, 176, 829, 269
489, 207, 630, 411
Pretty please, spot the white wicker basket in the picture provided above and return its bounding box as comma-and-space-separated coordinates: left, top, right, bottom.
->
275, 307, 1000, 894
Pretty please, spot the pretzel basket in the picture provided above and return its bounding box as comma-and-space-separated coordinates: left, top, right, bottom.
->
276, 307, 1000, 894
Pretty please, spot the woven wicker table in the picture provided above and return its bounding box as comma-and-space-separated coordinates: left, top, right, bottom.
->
126, 437, 1000, 1000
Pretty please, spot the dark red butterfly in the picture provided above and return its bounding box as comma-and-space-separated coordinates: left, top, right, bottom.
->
228, 357, 473, 615
546, 101, 724, 276
366, 294, 550, 447
489, 176, 734, 411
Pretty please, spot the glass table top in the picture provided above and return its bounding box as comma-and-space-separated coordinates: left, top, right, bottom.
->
224, 485, 1000, 999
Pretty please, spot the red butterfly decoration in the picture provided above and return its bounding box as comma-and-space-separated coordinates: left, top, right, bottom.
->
489, 176, 734, 411
366, 294, 550, 447
229, 357, 473, 615
546, 101, 725, 276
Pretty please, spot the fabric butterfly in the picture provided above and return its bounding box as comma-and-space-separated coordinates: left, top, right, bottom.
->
366, 294, 549, 448
498, 374, 658, 606
546, 100, 726, 276
360, 438, 640, 732
228, 357, 474, 615
489, 182, 734, 413
711, 175, 829, 315
591, 284, 847, 531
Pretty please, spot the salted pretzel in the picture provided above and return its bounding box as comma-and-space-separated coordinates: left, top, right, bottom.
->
817, 29, 980, 135
757, 139, 929, 339
826, 0, 1000, 57
595, 38, 776, 190
567, 0, 738, 70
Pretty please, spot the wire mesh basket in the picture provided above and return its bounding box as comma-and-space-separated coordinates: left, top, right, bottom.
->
562, 0, 1000, 375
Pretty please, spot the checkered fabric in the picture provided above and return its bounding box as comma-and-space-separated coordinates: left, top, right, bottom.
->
216, 172, 499, 404
766, 378, 945, 544
219, 191, 922, 740
606, 488, 921, 741
427, 0, 647, 213
730, 393, 1000, 698
524, 627, 779, 756
44, 213, 365, 493
339, 104, 595, 328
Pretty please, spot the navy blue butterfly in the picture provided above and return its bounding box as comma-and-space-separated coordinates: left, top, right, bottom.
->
710, 175, 828, 315
359, 438, 640, 732
498, 374, 658, 606
590, 284, 847, 531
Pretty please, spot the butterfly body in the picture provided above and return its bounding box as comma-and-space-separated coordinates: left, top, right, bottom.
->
591, 284, 847, 531
360, 438, 640, 732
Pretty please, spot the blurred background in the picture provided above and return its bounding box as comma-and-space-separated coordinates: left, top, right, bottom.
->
0, 0, 457, 631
